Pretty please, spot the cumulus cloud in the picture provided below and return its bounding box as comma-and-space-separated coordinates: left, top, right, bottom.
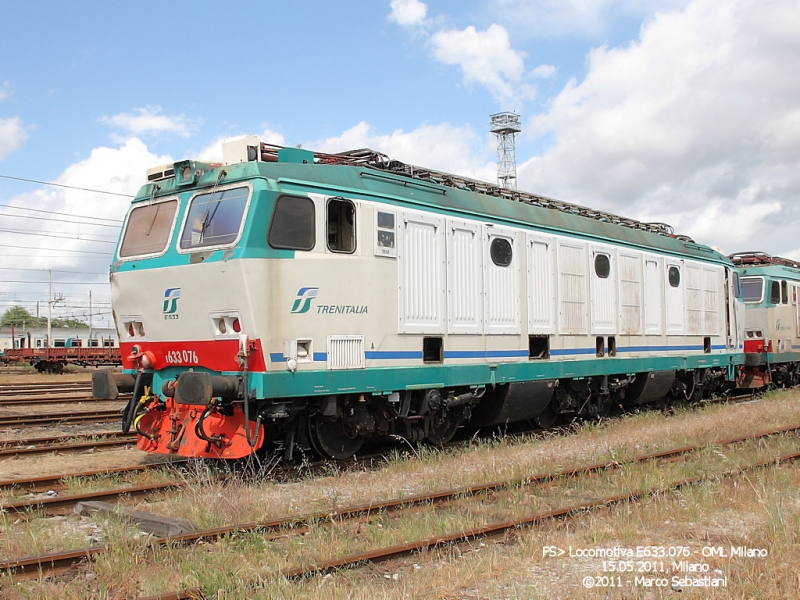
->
0, 81, 11, 101
530, 64, 557, 78
388, 0, 427, 26
519, 0, 800, 257
0, 116, 28, 159
0, 139, 171, 300
99, 106, 197, 139
431, 24, 531, 105
0, 138, 173, 321
492, 0, 691, 38
311, 121, 496, 182
388, 3, 548, 106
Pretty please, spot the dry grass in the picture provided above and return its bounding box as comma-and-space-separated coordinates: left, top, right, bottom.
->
3, 389, 800, 598
0, 369, 93, 385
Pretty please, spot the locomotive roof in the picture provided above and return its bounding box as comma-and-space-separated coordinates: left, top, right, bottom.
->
730, 251, 800, 278
134, 144, 732, 266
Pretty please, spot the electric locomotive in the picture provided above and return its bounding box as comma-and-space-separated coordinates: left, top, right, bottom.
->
729, 252, 800, 387
93, 135, 745, 460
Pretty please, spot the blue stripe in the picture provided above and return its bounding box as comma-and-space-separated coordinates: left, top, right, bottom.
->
271, 345, 728, 363
365, 351, 423, 360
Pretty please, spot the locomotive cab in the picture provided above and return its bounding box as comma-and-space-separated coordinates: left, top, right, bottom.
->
730, 252, 800, 387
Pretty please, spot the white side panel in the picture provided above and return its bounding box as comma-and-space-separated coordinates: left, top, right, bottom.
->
527, 233, 555, 334
792, 285, 800, 337
327, 335, 365, 370
484, 226, 520, 334
446, 219, 483, 334
685, 262, 703, 335
666, 260, 685, 335
557, 240, 588, 334
590, 245, 617, 334
618, 251, 643, 335
398, 212, 446, 333
644, 256, 663, 335
703, 266, 721, 336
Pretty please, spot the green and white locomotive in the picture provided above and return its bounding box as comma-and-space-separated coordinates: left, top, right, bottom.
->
93, 135, 745, 460
729, 252, 800, 388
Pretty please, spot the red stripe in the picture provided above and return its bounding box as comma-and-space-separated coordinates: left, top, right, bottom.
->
120, 339, 266, 372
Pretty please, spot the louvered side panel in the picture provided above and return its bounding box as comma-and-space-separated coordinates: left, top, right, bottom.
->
590, 246, 616, 334
527, 234, 555, 334
447, 220, 483, 334
665, 261, 685, 334
685, 263, 703, 335
327, 335, 365, 370
619, 252, 643, 335
644, 257, 663, 335
703, 267, 721, 335
484, 228, 520, 334
557, 241, 588, 334
398, 213, 445, 333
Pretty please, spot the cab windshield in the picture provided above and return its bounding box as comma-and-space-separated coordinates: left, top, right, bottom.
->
180, 186, 250, 250
119, 199, 178, 258
740, 277, 764, 303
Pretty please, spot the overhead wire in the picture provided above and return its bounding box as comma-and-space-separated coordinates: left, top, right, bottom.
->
0, 228, 117, 243
0, 212, 122, 228
0, 202, 123, 223
0, 174, 135, 198
0, 267, 110, 275
0, 243, 113, 255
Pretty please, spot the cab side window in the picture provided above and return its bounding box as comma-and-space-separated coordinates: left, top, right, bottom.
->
327, 197, 356, 253
268, 195, 315, 251
781, 280, 788, 304
770, 280, 781, 304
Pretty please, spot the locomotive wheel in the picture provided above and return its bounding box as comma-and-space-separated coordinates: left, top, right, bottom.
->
533, 404, 558, 429
426, 412, 459, 445
309, 417, 364, 460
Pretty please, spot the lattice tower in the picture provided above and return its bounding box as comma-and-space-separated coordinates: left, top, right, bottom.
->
490, 112, 522, 189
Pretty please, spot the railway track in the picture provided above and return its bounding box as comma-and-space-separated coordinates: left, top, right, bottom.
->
0, 431, 136, 458
0, 394, 128, 406
0, 461, 189, 495
0, 408, 121, 429
0, 381, 92, 396
282, 447, 800, 580
2, 422, 798, 583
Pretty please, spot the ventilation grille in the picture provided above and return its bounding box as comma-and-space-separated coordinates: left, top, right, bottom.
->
327, 335, 365, 370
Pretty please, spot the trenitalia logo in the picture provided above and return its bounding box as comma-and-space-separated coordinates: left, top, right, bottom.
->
291, 287, 319, 314
163, 287, 181, 315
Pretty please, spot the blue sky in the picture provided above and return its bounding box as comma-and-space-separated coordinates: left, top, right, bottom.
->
1, 0, 799, 325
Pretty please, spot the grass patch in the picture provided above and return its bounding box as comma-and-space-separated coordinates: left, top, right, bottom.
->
4, 389, 800, 598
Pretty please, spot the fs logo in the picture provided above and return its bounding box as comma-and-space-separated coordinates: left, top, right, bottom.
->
163, 287, 181, 317
291, 287, 318, 314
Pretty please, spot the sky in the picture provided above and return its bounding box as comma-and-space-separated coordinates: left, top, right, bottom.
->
1, 0, 799, 327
